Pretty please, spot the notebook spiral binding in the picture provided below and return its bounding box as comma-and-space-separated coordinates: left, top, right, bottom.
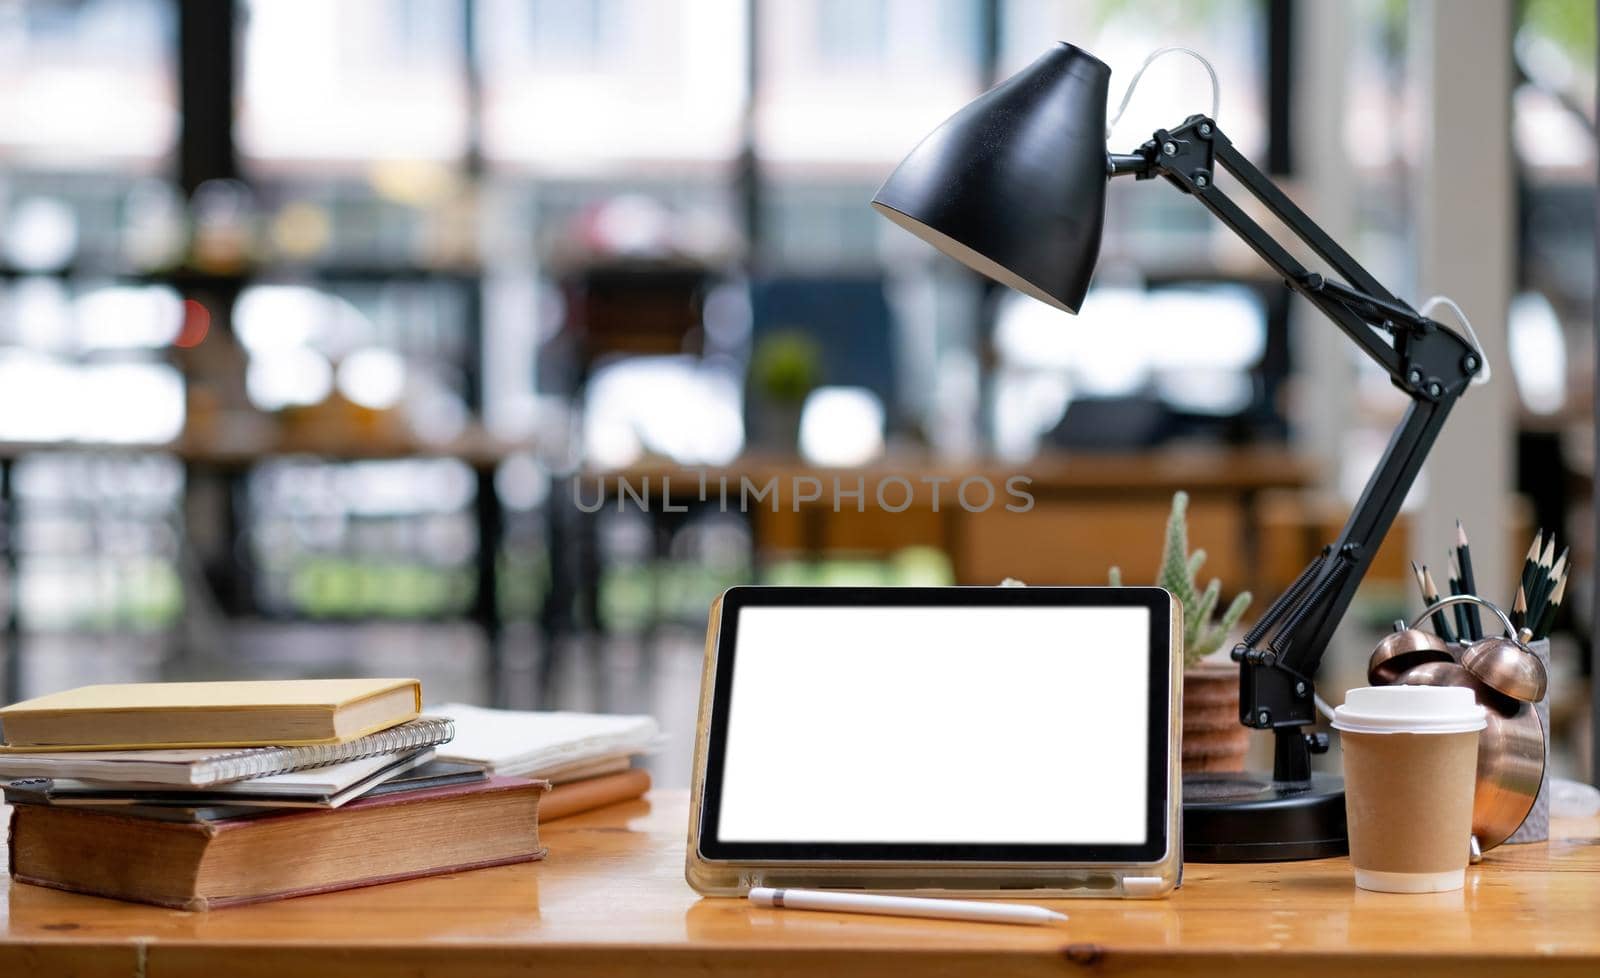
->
195, 717, 455, 784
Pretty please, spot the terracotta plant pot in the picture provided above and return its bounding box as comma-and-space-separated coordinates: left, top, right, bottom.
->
1181, 662, 1250, 773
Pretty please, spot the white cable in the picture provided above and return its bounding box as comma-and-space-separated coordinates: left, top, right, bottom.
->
1313, 692, 1337, 723
1106, 46, 1221, 139
1419, 295, 1492, 386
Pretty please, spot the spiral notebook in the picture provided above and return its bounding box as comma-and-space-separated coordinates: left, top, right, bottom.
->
0, 716, 454, 788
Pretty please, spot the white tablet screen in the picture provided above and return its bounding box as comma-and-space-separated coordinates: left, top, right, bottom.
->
716, 605, 1152, 845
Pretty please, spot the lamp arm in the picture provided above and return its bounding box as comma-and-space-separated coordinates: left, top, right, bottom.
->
1113, 115, 1482, 783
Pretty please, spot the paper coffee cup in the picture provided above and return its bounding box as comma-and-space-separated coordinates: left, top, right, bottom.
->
1333, 686, 1486, 893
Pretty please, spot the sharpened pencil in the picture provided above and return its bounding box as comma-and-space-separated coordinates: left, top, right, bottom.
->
1525, 538, 1555, 631
1542, 547, 1569, 620
1512, 583, 1528, 633
1422, 566, 1455, 643
1536, 537, 1556, 593
1531, 547, 1565, 632
1534, 568, 1567, 641
1530, 542, 1563, 626
1519, 532, 1543, 611
1455, 521, 1483, 640
1447, 553, 1470, 640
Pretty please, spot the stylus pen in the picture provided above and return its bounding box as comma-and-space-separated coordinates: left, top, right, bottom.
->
747, 887, 1067, 926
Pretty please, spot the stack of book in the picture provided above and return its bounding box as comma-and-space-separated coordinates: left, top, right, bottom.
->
431, 702, 661, 814
0, 679, 548, 910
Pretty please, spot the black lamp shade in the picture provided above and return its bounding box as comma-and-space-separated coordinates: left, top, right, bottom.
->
871, 43, 1112, 315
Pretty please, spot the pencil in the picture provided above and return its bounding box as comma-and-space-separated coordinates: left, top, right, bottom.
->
1529, 540, 1560, 624
1410, 561, 1430, 607
1512, 583, 1527, 633
1447, 553, 1470, 640
1422, 566, 1455, 643
1534, 568, 1567, 640
1455, 521, 1483, 640
1543, 548, 1569, 619
1519, 532, 1543, 609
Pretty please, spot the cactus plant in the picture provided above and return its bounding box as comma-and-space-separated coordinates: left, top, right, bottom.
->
1110, 491, 1251, 668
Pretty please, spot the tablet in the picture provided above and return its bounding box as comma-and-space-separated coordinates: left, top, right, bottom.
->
686, 586, 1181, 898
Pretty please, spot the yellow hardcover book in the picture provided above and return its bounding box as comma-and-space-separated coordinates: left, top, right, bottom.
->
0, 678, 421, 750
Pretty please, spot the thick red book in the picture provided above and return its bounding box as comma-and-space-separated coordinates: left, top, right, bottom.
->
8, 775, 548, 910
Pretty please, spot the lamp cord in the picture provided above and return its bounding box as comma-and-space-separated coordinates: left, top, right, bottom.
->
1313, 692, 1336, 723
1419, 295, 1492, 386
1106, 46, 1221, 139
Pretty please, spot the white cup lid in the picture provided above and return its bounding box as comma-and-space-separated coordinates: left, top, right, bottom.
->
1331, 685, 1487, 735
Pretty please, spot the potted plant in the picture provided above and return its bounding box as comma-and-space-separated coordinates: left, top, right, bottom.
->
748, 331, 821, 452
1111, 491, 1252, 773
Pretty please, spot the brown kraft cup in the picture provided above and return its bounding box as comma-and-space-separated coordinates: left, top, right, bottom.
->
1333, 685, 1486, 893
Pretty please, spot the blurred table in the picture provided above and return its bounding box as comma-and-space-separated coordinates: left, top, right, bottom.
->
577, 448, 1317, 590
0, 431, 528, 705
4, 790, 1599, 977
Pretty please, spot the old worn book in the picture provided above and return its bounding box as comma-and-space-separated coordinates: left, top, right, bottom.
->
8, 775, 548, 910
0, 716, 454, 786
0, 678, 421, 750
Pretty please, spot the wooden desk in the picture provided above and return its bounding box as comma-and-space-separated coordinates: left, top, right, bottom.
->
4, 791, 1599, 977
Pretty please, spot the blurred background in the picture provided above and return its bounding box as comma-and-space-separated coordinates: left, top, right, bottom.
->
0, 0, 1591, 788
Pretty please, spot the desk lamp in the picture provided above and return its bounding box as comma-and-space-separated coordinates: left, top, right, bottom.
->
872, 43, 1483, 861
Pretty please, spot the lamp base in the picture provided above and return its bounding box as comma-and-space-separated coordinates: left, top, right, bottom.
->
1182, 772, 1348, 862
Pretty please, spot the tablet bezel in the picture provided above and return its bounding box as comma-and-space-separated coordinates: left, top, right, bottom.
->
694, 585, 1174, 865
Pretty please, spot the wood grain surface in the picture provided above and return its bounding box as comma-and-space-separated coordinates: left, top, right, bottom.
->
3, 790, 1599, 977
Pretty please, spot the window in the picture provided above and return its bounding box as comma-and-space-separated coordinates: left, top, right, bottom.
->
757, 0, 984, 169
477, 0, 745, 169
239, 0, 468, 167
0, 0, 176, 165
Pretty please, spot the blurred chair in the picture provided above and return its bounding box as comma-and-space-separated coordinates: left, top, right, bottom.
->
542, 257, 717, 398
1049, 394, 1177, 451
538, 257, 724, 705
